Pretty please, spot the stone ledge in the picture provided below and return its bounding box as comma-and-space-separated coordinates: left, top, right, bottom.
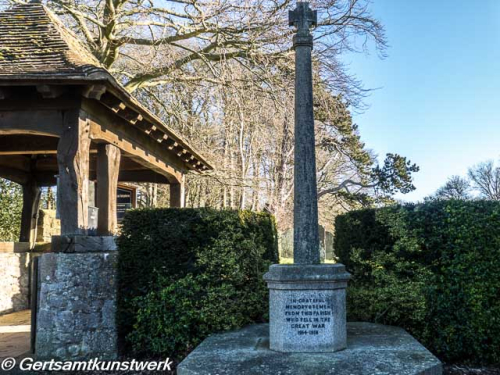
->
264, 264, 351, 290
264, 264, 351, 281
51, 236, 117, 253
177, 323, 442, 375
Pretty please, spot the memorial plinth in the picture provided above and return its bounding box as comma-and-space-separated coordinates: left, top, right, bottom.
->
264, 264, 350, 352
177, 323, 443, 375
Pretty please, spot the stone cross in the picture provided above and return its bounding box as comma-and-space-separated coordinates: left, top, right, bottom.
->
264, 3, 350, 354
290, 2, 320, 264
289, 2, 317, 36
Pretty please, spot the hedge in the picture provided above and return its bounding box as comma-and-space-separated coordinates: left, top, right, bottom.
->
116, 208, 278, 358
334, 200, 500, 365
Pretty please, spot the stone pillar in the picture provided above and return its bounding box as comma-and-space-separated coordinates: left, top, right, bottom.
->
19, 180, 41, 244
36, 236, 118, 360
96, 144, 121, 235
56, 110, 91, 235
170, 177, 185, 208
291, 2, 320, 264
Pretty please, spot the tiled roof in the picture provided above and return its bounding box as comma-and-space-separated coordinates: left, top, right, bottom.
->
0, 2, 213, 171
0, 2, 105, 78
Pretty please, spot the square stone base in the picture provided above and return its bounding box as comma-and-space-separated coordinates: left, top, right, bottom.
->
177, 323, 442, 375
35, 252, 118, 360
264, 264, 350, 352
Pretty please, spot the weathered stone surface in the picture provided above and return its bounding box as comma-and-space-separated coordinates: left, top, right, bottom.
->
51, 235, 117, 253
177, 323, 443, 375
35, 252, 118, 360
0, 247, 42, 315
264, 264, 350, 352
291, 2, 320, 265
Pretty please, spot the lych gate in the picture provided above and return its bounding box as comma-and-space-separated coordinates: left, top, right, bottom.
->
0, 2, 212, 360
0, 2, 212, 241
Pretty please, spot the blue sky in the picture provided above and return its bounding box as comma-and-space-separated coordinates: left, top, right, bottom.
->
341, 0, 500, 202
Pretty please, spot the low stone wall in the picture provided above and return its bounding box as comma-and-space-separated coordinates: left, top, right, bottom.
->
0, 243, 41, 315
35, 250, 118, 360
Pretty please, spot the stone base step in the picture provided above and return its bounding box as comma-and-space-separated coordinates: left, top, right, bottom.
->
178, 323, 442, 375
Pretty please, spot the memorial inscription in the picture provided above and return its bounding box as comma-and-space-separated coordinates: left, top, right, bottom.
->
265, 264, 349, 352
284, 298, 332, 336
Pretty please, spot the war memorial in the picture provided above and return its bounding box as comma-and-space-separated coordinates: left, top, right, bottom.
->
3, 1, 498, 374
178, 3, 442, 374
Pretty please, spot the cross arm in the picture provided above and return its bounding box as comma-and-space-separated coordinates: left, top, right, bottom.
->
289, 3, 318, 30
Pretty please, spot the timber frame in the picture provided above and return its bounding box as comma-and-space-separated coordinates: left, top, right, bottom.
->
0, 3, 213, 240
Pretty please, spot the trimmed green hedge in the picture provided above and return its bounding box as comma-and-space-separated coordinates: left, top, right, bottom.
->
335, 200, 500, 365
117, 208, 278, 357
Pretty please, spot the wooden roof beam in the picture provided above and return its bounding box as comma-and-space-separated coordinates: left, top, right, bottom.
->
117, 170, 170, 184
86, 94, 209, 171
166, 139, 179, 151
135, 120, 166, 143
99, 95, 167, 144
100, 92, 126, 113
119, 108, 143, 124
97, 92, 207, 166
36, 85, 67, 99
0, 166, 29, 185
180, 150, 193, 162
0, 135, 59, 155
0, 155, 31, 172
82, 84, 107, 100
146, 126, 165, 143
86, 116, 183, 183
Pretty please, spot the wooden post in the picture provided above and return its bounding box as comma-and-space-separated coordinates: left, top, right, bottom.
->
170, 177, 185, 208
56, 110, 91, 235
96, 144, 121, 235
19, 180, 41, 244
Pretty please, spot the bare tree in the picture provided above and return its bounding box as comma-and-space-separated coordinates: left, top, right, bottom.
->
434, 175, 472, 200
19, 0, 387, 106
468, 161, 500, 200
8, 0, 421, 230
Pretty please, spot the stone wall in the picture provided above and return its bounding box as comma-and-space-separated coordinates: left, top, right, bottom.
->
35, 251, 118, 360
0, 243, 41, 315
